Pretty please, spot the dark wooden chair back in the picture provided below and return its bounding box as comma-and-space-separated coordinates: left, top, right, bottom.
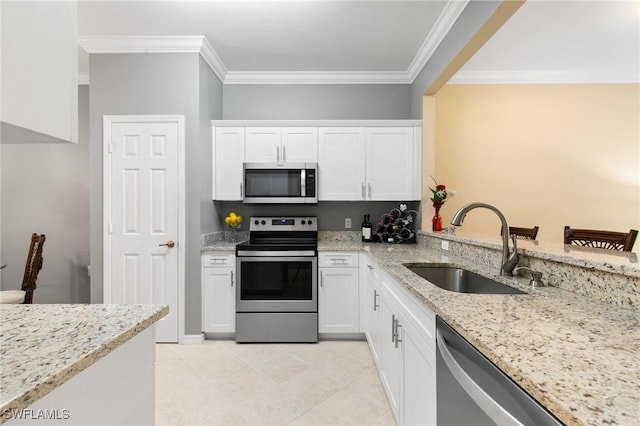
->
21, 233, 46, 304
564, 226, 637, 252
501, 226, 539, 240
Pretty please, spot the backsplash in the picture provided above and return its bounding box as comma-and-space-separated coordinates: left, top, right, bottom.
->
418, 231, 640, 312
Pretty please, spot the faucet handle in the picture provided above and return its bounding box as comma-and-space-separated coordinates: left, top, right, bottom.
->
513, 266, 545, 287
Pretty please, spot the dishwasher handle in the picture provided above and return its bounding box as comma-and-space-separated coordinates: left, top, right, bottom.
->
436, 329, 524, 426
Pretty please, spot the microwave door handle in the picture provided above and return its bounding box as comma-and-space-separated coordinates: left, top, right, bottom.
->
301, 169, 306, 197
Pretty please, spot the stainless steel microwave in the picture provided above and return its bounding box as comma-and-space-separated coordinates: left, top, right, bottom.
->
243, 162, 318, 204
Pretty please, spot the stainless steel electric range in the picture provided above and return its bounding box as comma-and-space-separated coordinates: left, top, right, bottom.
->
235, 216, 318, 343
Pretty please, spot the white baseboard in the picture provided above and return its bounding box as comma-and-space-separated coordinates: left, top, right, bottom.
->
181, 333, 204, 344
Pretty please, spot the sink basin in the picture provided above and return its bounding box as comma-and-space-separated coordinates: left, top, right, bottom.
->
404, 264, 525, 295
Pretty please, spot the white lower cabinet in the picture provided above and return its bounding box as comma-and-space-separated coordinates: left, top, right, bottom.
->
360, 254, 437, 426
402, 317, 436, 425
380, 289, 403, 418
202, 252, 236, 333
318, 252, 359, 333
359, 254, 383, 365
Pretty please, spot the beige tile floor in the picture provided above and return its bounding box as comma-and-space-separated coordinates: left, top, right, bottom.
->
155, 340, 396, 426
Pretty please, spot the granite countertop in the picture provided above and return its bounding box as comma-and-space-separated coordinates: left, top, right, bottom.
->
0, 304, 168, 419
322, 241, 639, 426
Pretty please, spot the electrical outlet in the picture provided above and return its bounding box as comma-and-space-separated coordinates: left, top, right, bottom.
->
441, 240, 450, 251
345, 218, 352, 229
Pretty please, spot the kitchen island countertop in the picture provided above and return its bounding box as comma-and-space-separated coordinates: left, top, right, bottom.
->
0, 304, 168, 418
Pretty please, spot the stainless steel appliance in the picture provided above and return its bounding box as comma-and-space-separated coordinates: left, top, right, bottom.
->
243, 162, 317, 204
436, 317, 563, 425
235, 216, 318, 343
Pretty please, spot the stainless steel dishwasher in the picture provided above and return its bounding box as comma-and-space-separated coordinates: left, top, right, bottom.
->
436, 317, 564, 426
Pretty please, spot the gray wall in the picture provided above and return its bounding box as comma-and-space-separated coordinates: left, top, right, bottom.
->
89, 53, 222, 337
199, 58, 223, 234
223, 84, 412, 119
0, 85, 90, 303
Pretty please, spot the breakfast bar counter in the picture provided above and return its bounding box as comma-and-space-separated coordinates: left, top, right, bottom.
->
0, 304, 168, 424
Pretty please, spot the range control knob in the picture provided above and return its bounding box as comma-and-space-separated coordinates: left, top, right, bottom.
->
301, 220, 306, 225
254, 220, 259, 225
261, 220, 266, 225
308, 220, 313, 225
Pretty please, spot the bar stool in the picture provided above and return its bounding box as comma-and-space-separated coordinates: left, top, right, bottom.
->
0, 233, 46, 304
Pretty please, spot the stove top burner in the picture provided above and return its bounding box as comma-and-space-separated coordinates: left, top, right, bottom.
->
236, 216, 318, 256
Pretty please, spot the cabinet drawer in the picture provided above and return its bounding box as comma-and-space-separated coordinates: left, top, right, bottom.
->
202, 253, 235, 267
319, 252, 359, 268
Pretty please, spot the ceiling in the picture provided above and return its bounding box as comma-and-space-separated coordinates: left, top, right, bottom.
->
77, 0, 640, 85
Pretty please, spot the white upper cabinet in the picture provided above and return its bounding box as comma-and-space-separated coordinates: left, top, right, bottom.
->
1, 1, 78, 143
319, 126, 421, 201
245, 127, 317, 164
212, 121, 421, 201
282, 127, 318, 163
244, 127, 282, 163
318, 127, 367, 200
366, 127, 416, 201
212, 127, 245, 200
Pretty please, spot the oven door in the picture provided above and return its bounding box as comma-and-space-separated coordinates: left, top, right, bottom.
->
236, 255, 318, 313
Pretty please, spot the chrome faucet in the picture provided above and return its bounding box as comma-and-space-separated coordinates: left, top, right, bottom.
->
450, 202, 519, 276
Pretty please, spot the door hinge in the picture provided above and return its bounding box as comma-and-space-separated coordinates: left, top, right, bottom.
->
108, 223, 114, 234
108, 143, 113, 154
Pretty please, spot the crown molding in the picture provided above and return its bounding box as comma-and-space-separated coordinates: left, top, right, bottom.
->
223, 70, 411, 85
406, 0, 470, 82
77, 36, 227, 82
75, 2, 469, 86
449, 70, 640, 84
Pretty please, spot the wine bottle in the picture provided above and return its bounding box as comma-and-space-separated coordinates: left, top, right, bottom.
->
362, 214, 372, 241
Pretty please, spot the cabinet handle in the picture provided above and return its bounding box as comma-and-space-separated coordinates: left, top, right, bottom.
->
230, 271, 234, 287
368, 183, 372, 198
282, 145, 286, 162
276, 146, 280, 163
395, 319, 403, 349
367, 264, 374, 270
320, 271, 323, 287
361, 183, 365, 199
373, 290, 379, 312
240, 182, 243, 198
391, 314, 396, 343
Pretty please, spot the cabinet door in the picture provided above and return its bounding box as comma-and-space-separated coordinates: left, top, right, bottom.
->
367, 270, 383, 365
366, 127, 415, 200
202, 267, 235, 333
318, 267, 359, 333
2, 1, 78, 143
245, 127, 282, 163
402, 314, 437, 426
282, 127, 318, 163
213, 127, 245, 200
380, 293, 402, 422
318, 127, 366, 201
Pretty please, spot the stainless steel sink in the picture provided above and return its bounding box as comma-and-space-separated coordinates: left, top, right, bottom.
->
404, 264, 525, 295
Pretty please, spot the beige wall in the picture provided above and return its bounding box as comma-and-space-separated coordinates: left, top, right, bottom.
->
425, 83, 640, 244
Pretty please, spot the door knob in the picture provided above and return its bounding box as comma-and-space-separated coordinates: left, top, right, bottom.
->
159, 240, 175, 248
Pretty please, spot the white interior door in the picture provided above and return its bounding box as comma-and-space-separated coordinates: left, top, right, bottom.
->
104, 116, 184, 343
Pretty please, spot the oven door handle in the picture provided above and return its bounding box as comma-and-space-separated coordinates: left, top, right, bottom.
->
237, 250, 316, 257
